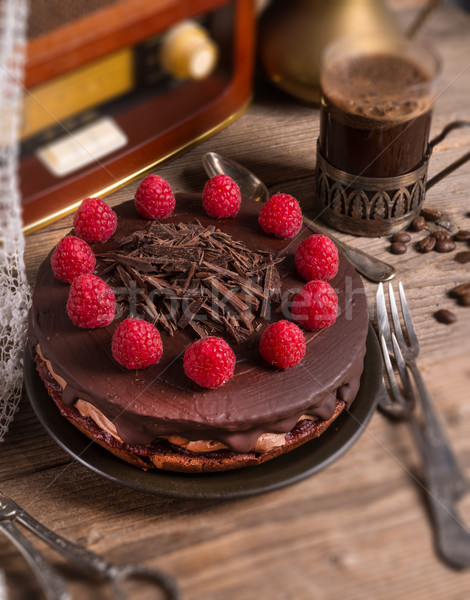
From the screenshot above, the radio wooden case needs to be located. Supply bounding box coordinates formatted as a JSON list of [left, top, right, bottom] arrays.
[[22, 0, 255, 232]]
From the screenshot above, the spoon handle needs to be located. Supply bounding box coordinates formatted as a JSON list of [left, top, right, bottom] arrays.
[[303, 216, 396, 283]]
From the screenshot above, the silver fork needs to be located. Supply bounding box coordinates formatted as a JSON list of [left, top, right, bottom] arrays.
[[376, 281, 470, 569], [0, 491, 180, 600]]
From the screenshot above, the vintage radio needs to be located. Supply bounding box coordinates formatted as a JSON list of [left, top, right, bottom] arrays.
[[21, 0, 256, 232]]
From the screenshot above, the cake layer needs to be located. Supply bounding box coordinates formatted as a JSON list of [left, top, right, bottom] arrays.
[[35, 343, 320, 455], [34, 354, 347, 473], [29, 194, 369, 453]]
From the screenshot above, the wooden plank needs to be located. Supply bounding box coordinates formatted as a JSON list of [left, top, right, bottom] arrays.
[[8, 3, 470, 599]]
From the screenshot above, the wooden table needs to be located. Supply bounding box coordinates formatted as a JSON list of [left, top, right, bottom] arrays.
[[2, 2, 470, 599]]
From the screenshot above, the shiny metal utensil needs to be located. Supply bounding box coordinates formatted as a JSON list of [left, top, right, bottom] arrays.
[[377, 282, 465, 465], [202, 152, 397, 283], [0, 491, 180, 600], [376, 282, 470, 569]]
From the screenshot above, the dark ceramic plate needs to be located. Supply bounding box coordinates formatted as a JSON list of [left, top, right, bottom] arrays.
[[24, 324, 381, 500]]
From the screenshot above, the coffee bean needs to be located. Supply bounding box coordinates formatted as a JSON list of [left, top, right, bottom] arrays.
[[390, 241, 407, 254], [450, 282, 470, 297], [434, 309, 457, 324], [421, 207, 443, 222], [432, 230, 451, 240], [411, 216, 426, 231], [435, 239, 456, 253], [459, 293, 470, 306], [391, 232, 411, 244], [454, 229, 470, 241], [418, 236, 436, 253], [436, 217, 458, 235], [455, 251, 470, 264]]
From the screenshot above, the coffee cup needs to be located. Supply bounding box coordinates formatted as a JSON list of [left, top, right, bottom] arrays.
[[315, 34, 441, 236]]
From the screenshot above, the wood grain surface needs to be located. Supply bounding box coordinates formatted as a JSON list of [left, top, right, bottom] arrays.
[[3, 2, 470, 599]]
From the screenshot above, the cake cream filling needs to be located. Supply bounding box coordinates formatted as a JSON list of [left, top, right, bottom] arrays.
[[37, 345, 317, 454]]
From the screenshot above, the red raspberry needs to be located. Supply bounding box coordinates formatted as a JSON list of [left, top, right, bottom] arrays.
[[291, 280, 338, 331], [183, 336, 235, 388], [73, 197, 117, 243], [112, 318, 163, 369], [135, 174, 175, 219], [202, 174, 241, 218], [259, 320, 306, 370], [258, 193, 303, 239], [66, 274, 116, 328], [51, 235, 96, 283], [295, 234, 339, 282]]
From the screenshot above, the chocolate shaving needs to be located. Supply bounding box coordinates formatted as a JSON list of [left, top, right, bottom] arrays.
[[97, 222, 284, 342], [177, 298, 206, 328], [260, 267, 273, 319]]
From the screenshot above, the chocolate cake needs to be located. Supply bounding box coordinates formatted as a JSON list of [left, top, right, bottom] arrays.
[[29, 193, 369, 472]]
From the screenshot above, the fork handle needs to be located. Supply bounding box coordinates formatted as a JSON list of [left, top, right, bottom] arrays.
[[426, 483, 470, 570], [409, 361, 466, 487], [408, 361, 470, 568], [0, 493, 110, 575], [0, 521, 70, 600], [409, 417, 470, 569]]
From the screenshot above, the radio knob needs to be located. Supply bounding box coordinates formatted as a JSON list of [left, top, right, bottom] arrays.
[[160, 21, 219, 80]]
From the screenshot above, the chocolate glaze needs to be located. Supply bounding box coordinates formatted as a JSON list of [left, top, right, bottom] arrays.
[[29, 194, 369, 453], [35, 358, 345, 467]]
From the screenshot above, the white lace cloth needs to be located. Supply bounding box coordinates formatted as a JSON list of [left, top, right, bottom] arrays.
[[0, 0, 30, 441], [0, 571, 6, 600]]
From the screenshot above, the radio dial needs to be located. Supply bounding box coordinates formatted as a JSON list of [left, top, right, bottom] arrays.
[[160, 21, 219, 80]]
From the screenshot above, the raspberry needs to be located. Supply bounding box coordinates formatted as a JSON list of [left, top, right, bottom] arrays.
[[51, 235, 96, 283], [295, 234, 339, 282], [259, 320, 306, 370], [73, 197, 117, 243], [112, 318, 163, 369], [135, 174, 175, 219], [258, 193, 303, 239], [183, 336, 235, 388], [291, 280, 338, 331], [66, 274, 116, 328], [202, 174, 241, 218]]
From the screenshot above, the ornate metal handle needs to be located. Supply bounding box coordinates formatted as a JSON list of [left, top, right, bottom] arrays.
[[409, 414, 470, 570], [0, 520, 70, 600], [0, 493, 180, 599]]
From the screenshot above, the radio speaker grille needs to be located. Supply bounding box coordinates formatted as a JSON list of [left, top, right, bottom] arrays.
[[28, 0, 120, 39]]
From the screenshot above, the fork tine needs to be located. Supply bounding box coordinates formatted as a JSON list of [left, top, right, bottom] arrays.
[[391, 332, 415, 409], [380, 334, 403, 404], [398, 281, 419, 350], [376, 283, 392, 352], [388, 282, 407, 351], [379, 332, 414, 418]]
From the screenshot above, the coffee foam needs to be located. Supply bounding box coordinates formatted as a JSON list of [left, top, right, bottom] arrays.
[[321, 52, 433, 127]]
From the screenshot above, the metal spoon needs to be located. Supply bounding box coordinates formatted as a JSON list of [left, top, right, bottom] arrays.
[[202, 152, 396, 283]]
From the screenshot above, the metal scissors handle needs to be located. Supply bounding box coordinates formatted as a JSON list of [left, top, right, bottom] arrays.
[[0, 492, 180, 600]]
